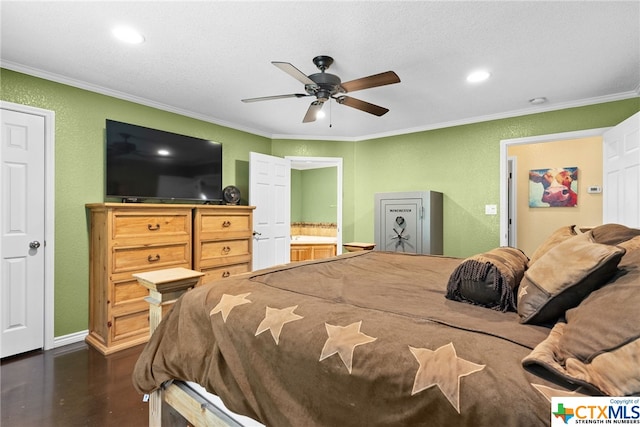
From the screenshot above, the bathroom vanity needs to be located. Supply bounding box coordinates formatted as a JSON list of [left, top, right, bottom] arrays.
[[290, 235, 337, 262]]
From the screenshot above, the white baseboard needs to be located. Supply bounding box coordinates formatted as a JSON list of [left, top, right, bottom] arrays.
[[54, 330, 88, 348]]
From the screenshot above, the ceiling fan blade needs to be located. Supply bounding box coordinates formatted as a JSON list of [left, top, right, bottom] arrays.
[[272, 62, 316, 86], [302, 101, 324, 123], [335, 96, 389, 116], [340, 71, 400, 93], [241, 93, 309, 103]]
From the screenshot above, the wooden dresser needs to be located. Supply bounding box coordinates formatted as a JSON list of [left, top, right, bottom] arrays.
[[193, 206, 254, 283], [85, 203, 254, 355]]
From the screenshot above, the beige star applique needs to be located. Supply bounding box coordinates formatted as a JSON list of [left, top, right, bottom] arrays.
[[255, 305, 303, 344], [209, 292, 251, 322], [410, 342, 485, 413], [319, 321, 377, 374], [518, 284, 528, 299], [531, 383, 589, 402]]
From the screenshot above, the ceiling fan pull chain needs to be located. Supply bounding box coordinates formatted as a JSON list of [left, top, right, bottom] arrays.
[[329, 99, 333, 128]]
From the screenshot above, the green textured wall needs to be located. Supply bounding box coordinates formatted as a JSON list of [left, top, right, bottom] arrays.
[[1, 69, 271, 337], [300, 167, 337, 223], [291, 169, 302, 222], [275, 99, 639, 258], [352, 102, 639, 257], [1, 67, 638, 338], [290, 167, 338, 223]]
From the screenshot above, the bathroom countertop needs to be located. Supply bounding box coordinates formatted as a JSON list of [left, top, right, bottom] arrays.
[[290, 235, 337, 245]]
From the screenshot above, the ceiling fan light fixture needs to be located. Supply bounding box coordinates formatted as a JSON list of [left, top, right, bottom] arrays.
[[244, 56, 400, 123], [466, 70, 491, 83], [112, 26, 145, 44]]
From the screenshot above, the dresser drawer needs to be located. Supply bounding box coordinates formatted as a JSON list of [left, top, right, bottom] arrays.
[[111, 309, 149, 342], [112, 211, 191, 243], [198, 239, 251, 267], [200, 263, 251, 284], [198, 213, 252, 240], [112, 243, 191, 273], [111, 277, 148, 307]]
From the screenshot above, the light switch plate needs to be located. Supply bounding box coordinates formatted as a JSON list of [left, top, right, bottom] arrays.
[[485, 204, 497, 215]]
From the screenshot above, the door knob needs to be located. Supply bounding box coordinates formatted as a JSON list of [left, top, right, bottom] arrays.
[[29, 241, 41, 249]]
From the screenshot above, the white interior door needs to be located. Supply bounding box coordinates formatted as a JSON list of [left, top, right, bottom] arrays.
[[249, 152, 291, 270], [1, 108, 46, 357], [603, 112, 640, 227]]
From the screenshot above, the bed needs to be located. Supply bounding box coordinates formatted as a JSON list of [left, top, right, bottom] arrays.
[[132, 223, 640, 426]]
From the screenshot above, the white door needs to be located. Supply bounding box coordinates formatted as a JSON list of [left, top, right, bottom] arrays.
[[249, 152, 291, 270], [603, 112, 640, 227], [1, 108, 46, 357]]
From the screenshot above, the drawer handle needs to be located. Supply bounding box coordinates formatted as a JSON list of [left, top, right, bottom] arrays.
[[222, 271, 231, 278], [147, 254, 161, 262], [222, 220, 231, 227], [148, 223, 160, 231], [222, 246, 231, 254]]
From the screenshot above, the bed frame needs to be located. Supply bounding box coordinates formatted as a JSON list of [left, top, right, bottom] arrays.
[[134, 268, 244, 427]]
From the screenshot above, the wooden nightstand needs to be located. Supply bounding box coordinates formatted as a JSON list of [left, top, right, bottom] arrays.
[[343, 242, 376, 252]]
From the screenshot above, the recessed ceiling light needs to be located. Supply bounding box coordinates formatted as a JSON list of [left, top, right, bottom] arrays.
[[112, 26, 145, 44], [466, 70, 491, 83], [529, 97, 547, 105], [157, 149, 170, 156]]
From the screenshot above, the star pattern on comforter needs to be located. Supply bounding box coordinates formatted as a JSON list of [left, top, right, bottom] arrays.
[[209, 293, 489, 413], [531, 383, 589, 401], [209, 292, 252, 322], [410, 343, 485, 413], [255, 305, 303, 344], [319, 321, 377, 374]]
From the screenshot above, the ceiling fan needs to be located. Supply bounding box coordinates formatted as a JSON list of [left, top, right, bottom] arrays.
[[241, 55, 400, 123]]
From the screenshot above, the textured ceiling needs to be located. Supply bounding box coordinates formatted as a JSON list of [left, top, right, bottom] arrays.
[[1, 1, 639, 141]]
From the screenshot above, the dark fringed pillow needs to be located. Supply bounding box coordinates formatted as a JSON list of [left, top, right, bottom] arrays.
[[446, 247, 529, 312]]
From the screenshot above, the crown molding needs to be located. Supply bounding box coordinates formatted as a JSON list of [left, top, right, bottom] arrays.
[[1, 61, 274, 139], [3, 60, 638, 143]]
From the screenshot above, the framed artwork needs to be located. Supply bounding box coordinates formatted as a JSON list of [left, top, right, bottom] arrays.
[[529, 167, 578, 208]]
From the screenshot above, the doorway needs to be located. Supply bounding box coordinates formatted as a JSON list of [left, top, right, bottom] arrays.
[[500, 127, 610, 251], [0, 101, 55, 356], [286, 156, 343, 254]]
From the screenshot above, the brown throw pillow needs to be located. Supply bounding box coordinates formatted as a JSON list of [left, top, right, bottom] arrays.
[[528, 225, 578, 266], [590, 223, 640, 245], [517, 231, 626, 325], [522, 237, 640, 395]]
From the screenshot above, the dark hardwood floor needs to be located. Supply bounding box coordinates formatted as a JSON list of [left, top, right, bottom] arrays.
[[1, 341, 149, 426]]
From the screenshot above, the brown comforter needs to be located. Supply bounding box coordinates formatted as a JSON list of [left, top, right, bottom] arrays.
[[132, 251, 571, 426]]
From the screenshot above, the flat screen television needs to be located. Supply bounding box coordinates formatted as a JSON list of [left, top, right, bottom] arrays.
[[106, 119, 223, 202]]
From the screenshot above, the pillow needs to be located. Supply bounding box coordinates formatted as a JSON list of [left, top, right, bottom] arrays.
[[522, 242, 640, 395], [618, 234, 640, 254], [446, 247, 528, 312], [517, 231, 626, 325], [590, 223, 640, 246], [528, 225, 578, 266]]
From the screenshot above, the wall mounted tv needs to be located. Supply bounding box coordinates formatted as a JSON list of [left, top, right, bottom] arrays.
[[106, 119, 223, 203]]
